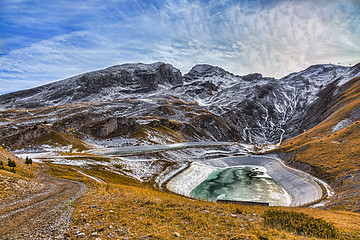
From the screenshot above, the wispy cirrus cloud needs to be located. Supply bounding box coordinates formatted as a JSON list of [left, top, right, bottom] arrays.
[[0, 0, 359, 94]]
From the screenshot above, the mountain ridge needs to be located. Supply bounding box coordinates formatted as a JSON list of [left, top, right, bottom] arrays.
[[1, 61, 359, 145], [1, 62, 358, 108]]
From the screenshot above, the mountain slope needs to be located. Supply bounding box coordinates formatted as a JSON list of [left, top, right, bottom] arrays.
[[1, 62, 359, 146], [278, 76, 360, 212], [0, 62, 182, 109]]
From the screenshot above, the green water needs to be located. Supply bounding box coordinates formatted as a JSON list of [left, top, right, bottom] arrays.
[[190, 167, 285, 203]]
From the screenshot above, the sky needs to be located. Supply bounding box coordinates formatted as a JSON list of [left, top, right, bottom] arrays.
[[1, 0, 360, 94]]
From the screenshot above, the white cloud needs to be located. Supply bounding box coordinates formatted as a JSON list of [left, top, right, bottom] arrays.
[[1, 0, 360, 93]]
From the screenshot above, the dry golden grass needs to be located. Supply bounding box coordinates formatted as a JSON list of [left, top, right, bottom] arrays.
[[2, 145, 360, 239], [28, 127, 91, 151], [0, 147, 42, 203], [44, 164, 360, 239], [72, 184, 268, 239], [131, 125, 188, 144], [0, 146, 36, 178]]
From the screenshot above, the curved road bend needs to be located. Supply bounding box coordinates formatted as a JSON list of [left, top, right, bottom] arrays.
[[0, 165, 87, 239]]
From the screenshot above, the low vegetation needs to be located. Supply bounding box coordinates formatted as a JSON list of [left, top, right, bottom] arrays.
[[0, 148, 44, 208], [263, 209, 338, 238], [0, 146, 36, 178], [0, 158, 17, 173], [0, 160, 4, 170], [25, 156, 33, 164], [7, 158, 16, 168]]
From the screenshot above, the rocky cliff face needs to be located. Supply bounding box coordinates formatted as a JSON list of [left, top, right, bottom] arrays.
[[88, 117, 141, 138]]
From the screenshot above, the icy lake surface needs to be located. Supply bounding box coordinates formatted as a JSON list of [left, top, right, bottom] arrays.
[[167, 156, 324, 206], [190, 166, 288, 204]]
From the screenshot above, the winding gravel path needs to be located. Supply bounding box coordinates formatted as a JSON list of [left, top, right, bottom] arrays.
[[0, 165, 87, 240]]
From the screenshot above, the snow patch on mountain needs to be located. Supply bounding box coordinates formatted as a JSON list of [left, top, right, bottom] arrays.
[[332, 119, 352, 133], [1, 61, 359, 144], [337, 63, 360, 86]]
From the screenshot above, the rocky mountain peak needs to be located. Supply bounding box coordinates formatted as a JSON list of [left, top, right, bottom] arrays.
[[103, 62, 182, 85], [241, 73, 263, 81], [349, 62, 360, 74], [0, 62, 183, 109], [74, 62, 182, 91], [184, 64, 234, 80]]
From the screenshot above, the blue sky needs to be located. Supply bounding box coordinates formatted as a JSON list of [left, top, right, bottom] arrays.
[[1, 0, 360, 94]]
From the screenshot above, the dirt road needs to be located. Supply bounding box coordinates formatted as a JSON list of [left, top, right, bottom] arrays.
[[0, 165, 87, 240]]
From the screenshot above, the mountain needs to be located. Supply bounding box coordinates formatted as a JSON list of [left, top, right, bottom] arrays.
[[0, 62, 182, 109], [1, 62, 359, 146]]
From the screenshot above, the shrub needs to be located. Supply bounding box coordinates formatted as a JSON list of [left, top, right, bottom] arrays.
[[8, 167, 16, 173], [7, 158, 16, 168], [263, 209, 338, 238], [25, 156, 33, 164], [0, 161, 5, 170]]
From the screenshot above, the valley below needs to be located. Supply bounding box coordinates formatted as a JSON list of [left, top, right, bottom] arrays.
[[14, 142, 328, 207]]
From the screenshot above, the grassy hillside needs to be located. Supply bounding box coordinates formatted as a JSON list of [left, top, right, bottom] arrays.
[[0, 146, 36, 178], [0, 146, 42, 205], [48, 164, 360, 239], [278, 77, 360, 212]]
